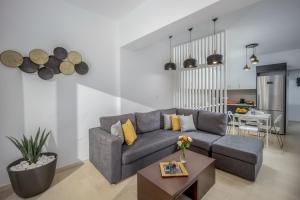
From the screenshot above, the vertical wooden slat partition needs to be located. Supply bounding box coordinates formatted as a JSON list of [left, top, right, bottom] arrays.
[[173, 31, 227, 113]]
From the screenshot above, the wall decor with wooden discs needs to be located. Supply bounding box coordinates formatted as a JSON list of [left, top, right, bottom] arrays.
[[0, 47, 89, 80]]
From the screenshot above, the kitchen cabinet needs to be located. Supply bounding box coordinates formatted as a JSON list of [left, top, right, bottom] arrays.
[[227, 62, 257, 90]]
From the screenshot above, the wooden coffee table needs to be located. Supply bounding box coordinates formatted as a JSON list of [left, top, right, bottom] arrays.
[[137, 150, 215, 200]]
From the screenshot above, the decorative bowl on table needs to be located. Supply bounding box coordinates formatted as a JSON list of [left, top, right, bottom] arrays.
[[235, 107, 248, 114]]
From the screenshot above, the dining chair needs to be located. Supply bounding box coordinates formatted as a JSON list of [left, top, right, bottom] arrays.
[[272, 114, 284, 149], [227, 111, 235, 134], [245, 109, 265, 126], [238, 115, 261, 139]]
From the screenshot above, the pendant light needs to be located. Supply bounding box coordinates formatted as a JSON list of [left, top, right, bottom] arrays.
[[207, 18, 223, 65], [246, 43, 259, 65], [243, 46, 251, 71], [164, 35, 176, 70], [183, 28, 197, 68]]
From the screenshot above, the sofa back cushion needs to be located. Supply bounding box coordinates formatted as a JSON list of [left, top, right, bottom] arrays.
[[197, 110, 227, 136], [176, 108, 198, 126], [100, 113, 136, 133], [159, 108, 176, 129], [135, 110, 161, 133]]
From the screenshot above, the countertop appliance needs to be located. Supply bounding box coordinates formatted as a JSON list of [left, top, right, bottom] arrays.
[[256, 63, 286, 134]]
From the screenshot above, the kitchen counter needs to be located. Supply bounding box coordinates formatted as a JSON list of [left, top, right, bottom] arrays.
[[227, 104, 256, 107], [227, 104, 256, 114]]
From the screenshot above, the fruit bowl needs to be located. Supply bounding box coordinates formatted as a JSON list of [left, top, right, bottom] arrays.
[[235, 108, 248, 114]]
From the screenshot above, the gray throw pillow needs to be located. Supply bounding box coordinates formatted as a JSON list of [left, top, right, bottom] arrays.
[[179, 115, 196, 132], [163, 114, 175, 130], [110, 121, 124, 143]]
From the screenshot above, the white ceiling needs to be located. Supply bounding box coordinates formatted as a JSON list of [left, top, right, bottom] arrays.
[[63, 0, 147, 20], [125, 0, 300, 56]]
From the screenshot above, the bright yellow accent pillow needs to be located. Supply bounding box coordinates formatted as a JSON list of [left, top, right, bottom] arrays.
[[122, 119, 137, 145], [171, 115, 181, 131]]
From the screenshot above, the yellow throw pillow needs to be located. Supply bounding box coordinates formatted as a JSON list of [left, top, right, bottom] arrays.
[[171, 115, 181, 131], [122, 119, 137, 145]]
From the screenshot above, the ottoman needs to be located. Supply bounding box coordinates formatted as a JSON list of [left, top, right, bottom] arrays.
[[212, 135, 263, 181]]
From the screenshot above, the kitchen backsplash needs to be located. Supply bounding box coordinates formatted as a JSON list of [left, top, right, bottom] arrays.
[[227, 89, 256, 104]]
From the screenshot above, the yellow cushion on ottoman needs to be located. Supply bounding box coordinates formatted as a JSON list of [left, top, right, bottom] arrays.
[[171, 115, 181, 131], [122, 119, 137, 145]]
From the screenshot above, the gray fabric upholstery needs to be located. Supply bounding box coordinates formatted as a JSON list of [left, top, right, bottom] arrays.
[[91, 109, 264, 184], [179, 115, 196, 131], [122, 130, 179, 164], [197, 110, 227, 136], [159, 108, 176, 128], [176, 108, 198, 125], [212, 151, 263, 181], [186, 131, 221, 151], [122, 145, 177, 179], [135, 110, 161, 133], [189, 145, 210, 156], [100, 113, 136, 133], [212, 135, 264, 164], [89, 127, 122, 184]]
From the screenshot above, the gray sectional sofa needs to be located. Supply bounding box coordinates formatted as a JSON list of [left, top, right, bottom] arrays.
[[89, 108, 263, 184]]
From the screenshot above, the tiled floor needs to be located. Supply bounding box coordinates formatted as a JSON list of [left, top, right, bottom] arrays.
[[1, 122, 300, 200]]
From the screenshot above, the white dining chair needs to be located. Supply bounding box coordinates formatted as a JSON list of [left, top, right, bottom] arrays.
[[272, 114, 284, 149], [227, 111, 235, 135], [238, 115, 261, 139]]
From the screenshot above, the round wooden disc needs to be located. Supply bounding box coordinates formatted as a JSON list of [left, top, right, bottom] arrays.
[[59, 61, 74, 75], [53, 47, 67, 60], [44, 55, 62, 74], [38, 67, 54, 80], [0, 50, 23, 67], [67, 51, 82, 64], [19, 57, 39, 73], [75, 61, 89, 75], [29, 49, 49, 65]]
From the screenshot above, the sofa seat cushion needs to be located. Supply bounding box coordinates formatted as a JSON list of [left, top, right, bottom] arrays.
[[212, 135, 264, 164], [100, 113, 136, 133], [122, 130, 180, 164], [186, 131, 221, 151], [135, 110, 161, 133]]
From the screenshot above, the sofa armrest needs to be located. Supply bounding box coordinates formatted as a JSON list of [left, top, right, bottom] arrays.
[[89, 127, 122, 184]]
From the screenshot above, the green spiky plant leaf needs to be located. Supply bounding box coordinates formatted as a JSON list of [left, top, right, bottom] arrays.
[[7, 128, 51, 164]]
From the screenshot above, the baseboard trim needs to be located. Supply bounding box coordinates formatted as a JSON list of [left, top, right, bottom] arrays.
[[0, 160, 85, 194]]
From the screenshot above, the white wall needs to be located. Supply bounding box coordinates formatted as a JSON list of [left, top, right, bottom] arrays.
[[287, 69, 300, 122], [120, 41, 174, 113], [0, 0, 120, 187]]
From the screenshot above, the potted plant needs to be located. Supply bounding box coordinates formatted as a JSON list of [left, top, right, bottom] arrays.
[[6, 128, 57, 198], [177, 135, 192, 163]]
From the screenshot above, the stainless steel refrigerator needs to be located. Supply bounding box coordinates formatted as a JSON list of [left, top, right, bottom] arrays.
[[256, 64, 286, 134]]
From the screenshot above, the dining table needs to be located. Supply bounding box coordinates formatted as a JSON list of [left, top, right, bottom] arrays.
[[231, 112, 272, 147]]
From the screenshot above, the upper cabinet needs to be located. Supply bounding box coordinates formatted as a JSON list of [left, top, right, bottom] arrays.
[[227, 60, 257, 90]]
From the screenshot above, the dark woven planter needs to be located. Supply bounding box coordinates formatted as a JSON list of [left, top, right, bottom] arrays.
[[7, 152, 57, 198]]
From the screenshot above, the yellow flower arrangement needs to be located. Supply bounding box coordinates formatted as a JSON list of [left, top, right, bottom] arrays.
[[177, 135, 192, 163]]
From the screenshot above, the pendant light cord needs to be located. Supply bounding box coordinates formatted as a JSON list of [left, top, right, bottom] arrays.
[[188, 28, 193, 57], [213, 18, 218, 54], [169, 35, 172, 62], [246, 47, 248, 64]]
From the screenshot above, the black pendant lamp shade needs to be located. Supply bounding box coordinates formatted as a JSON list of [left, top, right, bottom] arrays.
[[243, 46, 251, 71], [164, 35, 176, 70], [207, 18, 223, 65], [183, 28, 197, 68], [246, 43, 259, 65]]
